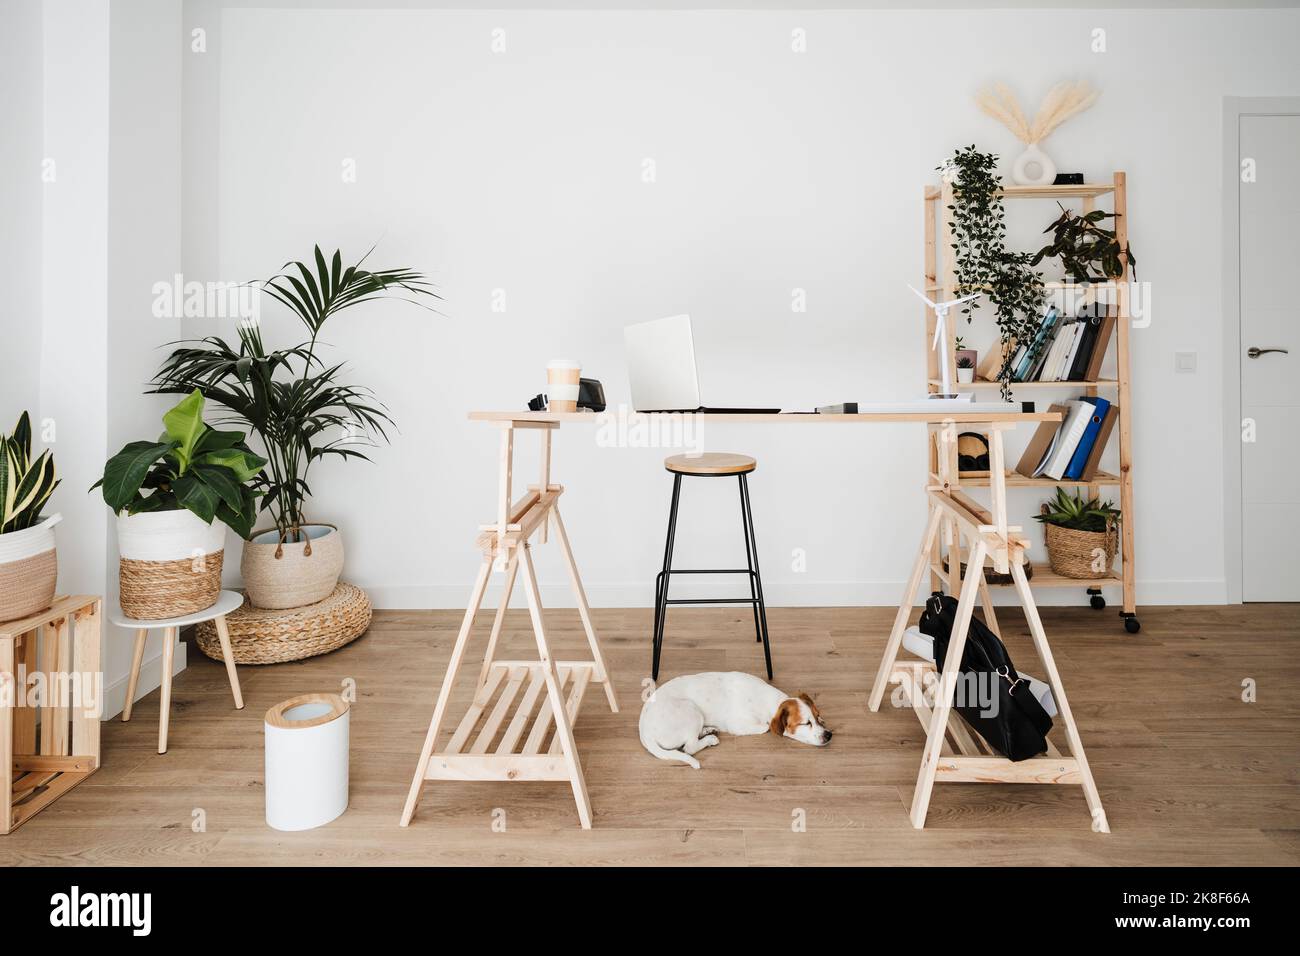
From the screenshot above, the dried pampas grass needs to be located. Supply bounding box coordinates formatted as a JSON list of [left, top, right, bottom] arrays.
[[975, 81, 1099, 145]]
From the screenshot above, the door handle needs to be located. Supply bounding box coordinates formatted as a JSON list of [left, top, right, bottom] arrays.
[[1247, 347, 1289, 358]]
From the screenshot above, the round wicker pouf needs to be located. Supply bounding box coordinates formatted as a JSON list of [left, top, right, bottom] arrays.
[[195, 582, 372, 665]]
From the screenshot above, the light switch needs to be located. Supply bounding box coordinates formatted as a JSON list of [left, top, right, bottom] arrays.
[[1175, 351, 1197, 373]]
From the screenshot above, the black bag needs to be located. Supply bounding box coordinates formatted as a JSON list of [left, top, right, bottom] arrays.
[[918, 593, 1053, 761]]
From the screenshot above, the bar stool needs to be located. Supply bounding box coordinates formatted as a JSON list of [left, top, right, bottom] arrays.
[[653, 452, 772, 680]]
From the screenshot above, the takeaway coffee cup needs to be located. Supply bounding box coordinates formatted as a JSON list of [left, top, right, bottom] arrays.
[[547, 359, 581, 412]]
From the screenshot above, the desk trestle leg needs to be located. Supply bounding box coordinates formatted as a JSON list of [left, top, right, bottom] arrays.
[[871, 423, 1108, 832], [401, 422, 617, 830]]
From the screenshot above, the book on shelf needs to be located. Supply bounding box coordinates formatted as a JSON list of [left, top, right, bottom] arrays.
[[1015, 398, 1118, 482], [1012, 306, 1060, 381], [1063, 396, 1111, 479], [1070, 401, 1119, 481], [1078, 308, 1117, 382], [1006, 302, 1117, 384]]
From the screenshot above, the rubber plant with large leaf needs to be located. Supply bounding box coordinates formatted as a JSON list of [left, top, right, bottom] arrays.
[[95, 389, 266, 619], [150, 246, 437, 609], [0, 412, 62, 623]]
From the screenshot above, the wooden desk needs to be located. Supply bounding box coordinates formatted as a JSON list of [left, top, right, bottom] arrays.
[[469, 410, 1060, 424], [403, 408, 1106, 832]]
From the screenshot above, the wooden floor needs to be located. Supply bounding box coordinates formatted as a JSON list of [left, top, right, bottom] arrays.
[[3, 602, 1298, 866]]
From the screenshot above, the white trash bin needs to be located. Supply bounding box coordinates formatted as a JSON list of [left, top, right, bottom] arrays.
[[264, 693, 350, 831]]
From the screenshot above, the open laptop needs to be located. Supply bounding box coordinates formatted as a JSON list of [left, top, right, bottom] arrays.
[[624, 315, 780, 414]]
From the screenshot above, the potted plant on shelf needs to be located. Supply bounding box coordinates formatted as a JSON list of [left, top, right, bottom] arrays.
[[939, 145, 1046, 400], [956, 355, 976, 384], [1031, 203, 1137, 284], [94, 390, 266, 620], [151, 246, 437, 609], [0, 412, 61, 623], [954, 336, 978, 373], [1034, 486, 1121, 580]]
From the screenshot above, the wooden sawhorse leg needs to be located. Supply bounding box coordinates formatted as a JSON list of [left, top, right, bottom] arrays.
[[517, 543, 591, 828], [401, 556, 494, 827], [872, 422, 1107, 832], [401, 419, 617, 830]]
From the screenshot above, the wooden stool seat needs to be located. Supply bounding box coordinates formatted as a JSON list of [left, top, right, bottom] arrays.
[[664, 452, 756, 476]]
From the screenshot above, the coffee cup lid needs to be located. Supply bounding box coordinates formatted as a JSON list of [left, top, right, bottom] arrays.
[[547, 358, 581, 369]]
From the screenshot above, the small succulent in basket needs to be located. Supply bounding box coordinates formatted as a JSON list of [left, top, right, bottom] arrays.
[[1034, 487, 1120, 532]]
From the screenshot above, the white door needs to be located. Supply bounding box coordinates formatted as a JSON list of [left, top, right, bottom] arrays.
[[1240, 113, 1300, 601]]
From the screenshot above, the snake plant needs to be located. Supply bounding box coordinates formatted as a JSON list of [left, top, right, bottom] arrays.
[[0, 412, 59, 534]]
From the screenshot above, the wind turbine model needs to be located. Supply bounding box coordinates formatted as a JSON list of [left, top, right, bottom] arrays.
[[908, 285, 983, 398]]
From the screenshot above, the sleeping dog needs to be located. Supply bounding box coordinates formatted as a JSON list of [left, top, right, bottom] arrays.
[[639, 671, 831, 768]]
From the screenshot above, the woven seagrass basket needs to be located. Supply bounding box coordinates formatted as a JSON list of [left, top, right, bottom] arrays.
[[195, 582, 371, 665], [0, 514, 61, 623], [1043, 520, 1117, 579], [119, 551, 223, 620], [0, 548, 58, 623]]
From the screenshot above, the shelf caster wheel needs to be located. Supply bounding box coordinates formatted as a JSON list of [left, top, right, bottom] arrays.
[[1087, 589, 1105, 610], [1122, 613, 1141, 634]]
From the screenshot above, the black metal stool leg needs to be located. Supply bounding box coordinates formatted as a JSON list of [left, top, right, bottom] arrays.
[[738, 476, 762, 643], [652, 474, 683, 680], [740, 473, 773, 680]]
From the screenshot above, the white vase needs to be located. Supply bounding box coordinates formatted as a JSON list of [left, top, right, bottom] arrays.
[[1011, 143, 1057, 186]]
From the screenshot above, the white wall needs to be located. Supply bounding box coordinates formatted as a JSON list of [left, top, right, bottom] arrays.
[[0, 1, 45, 422], [105, 0, 186, 714], [40, 0, 110, 624], [190, 7, 1299, 609], [0, 0, 185, 717]]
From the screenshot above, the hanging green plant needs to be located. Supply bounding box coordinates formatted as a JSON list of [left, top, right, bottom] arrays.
[[1031, 203, 1137, 284], [939, 145, 1046, 400]]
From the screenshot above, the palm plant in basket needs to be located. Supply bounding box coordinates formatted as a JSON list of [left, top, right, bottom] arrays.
[[1034, 487, 1121, 579], [150, 245, 438, 609]]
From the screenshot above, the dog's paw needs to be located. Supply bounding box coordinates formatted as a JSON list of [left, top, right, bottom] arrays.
[[700, 734, 720, 748], [685, 756, 701, 769]]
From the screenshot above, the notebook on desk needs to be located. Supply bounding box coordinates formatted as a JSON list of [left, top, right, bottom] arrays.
[[624, 315, 781, 413]]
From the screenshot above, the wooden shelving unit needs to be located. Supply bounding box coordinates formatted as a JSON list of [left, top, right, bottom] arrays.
[[924, 172, 1139, 632]]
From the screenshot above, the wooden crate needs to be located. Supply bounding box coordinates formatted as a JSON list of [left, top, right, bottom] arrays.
[[1, 595, 102, 834]]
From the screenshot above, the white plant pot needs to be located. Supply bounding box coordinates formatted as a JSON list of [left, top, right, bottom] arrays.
[[1011, 143, 1057, 187], [242, 523, 344, 610], [117, 509, 224, 561], [957, 367, 975, 384], [116, 509, 225, 620], [0, 513, 61, 623]]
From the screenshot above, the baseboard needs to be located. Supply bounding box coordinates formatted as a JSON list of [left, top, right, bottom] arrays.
[[360, 578, 1230, 610], [100, 643, 188, 721]]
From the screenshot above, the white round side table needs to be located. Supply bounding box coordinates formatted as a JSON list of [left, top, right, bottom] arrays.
[[110, 590, 246, 753]]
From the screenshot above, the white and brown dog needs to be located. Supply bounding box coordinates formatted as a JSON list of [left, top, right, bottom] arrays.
[[639, 671, 831, 768]]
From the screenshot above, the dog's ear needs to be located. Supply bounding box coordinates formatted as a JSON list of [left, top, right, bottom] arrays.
[[798, 692, 820, 717], [769, 699, 796, 736]]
